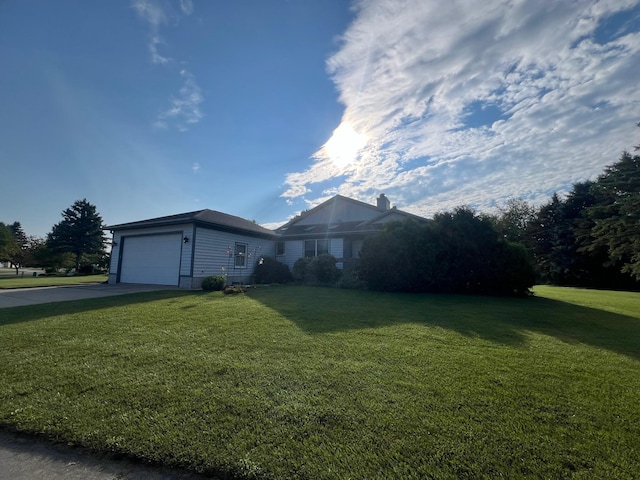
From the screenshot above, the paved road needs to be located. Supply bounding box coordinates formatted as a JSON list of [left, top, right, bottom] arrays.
[[0, 431, 211, 480], [0, 283, 179, 308]]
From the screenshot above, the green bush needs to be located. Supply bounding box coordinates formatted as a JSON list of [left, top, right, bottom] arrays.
[[253, 257, 292, 284], [293, 254, 341, 285], [223, 285, 246, 295], [292, 257, 312, 283], [359, 211, 536, 296], [201, 275, 225, 291], [77, 264, 96, 274], [336, 261, 365, 289], [309, 254, 341, 284]]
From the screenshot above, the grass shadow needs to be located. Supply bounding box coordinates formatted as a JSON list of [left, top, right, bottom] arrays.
[[248, 286, 640, 360], [0, 290, 196, 327]]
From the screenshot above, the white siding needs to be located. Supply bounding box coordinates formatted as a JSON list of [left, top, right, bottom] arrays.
[[279, 240, 304, 270], [330, 238, 344, 269], [329, 238, 343, 259], [193, 227, 275, 286]]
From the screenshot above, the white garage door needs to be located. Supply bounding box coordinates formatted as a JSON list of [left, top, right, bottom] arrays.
[[120, 234, 182, 286]]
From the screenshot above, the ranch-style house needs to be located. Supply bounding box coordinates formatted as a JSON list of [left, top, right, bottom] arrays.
[[105, 194, 426, 288]]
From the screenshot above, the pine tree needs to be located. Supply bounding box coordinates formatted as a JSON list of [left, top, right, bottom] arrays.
[[47, 199, 106, 271], [584, 152, 640, 280]]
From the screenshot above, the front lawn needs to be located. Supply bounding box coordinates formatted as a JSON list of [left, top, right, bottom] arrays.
[[0, 274, 108, 289], [0, 286, 638, 479]]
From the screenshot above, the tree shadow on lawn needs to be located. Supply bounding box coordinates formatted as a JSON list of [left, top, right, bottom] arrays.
[[249, 287, 640, 360], [0, 290, 194, 327]]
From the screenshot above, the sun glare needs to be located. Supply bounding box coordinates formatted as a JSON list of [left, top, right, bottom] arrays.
[[324, 123, 367, 168]]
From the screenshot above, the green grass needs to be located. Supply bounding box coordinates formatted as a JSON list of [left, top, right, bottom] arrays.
[[534, 284, 640, 318], [0, 274, 108, 289], [0, 286, 638, 479]]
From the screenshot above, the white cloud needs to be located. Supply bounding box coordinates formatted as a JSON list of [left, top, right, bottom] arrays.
[[155, 69, 203, 131], [132, 0, 203, 131], [192, 161, 200, 173], [180, 0, 193, 16], [132, 0, 171, 64], [149, 35, 170, 65], [283, 0, 640, 216]]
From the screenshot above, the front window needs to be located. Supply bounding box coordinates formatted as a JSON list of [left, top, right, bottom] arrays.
[[304, 240, 315, 257], [235, 243, 247, 268], [276, 241, 285, 256], [317, 239, 329, 255], [304, 239, 330, 257]]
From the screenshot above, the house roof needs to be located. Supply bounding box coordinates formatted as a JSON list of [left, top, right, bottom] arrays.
[[105, 209, 277, 238], [104, 195, 426, 240], [358, 207, 429, 226], [276, 194, 427, 238], [276, 195, 383, 231]]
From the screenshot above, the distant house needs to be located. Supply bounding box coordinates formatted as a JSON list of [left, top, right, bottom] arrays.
[[105, 194, 426, 288], [274, 194, 427, 271]]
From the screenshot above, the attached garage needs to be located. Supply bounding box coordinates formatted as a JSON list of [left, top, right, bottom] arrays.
[[106, 209, 277, 289], [119, 234, 182, 286]]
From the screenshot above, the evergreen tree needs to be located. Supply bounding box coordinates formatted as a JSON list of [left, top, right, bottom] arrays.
[[47, 199, 106, 271], [7, 222, 29, 274], [584, 152, 640, 280], [0, 222, 18, 267]]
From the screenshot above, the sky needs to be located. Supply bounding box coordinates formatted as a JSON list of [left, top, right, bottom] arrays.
[[1, 0, 639, 237]]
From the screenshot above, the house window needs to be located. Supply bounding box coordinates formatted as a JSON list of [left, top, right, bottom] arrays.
[[352, 240, 363, 259], [317, 239, 329, 255], [235, 243, 247, 268], [304, 240, 315, 257], [304, 239, 330, 257], [276, 241, 285, 256]]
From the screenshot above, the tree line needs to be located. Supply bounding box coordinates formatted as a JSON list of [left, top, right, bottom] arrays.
[[357, 139, 640, 294], [4, 137, 638, 291], [494, 149, 640, 290], [0, 199, 107, 274]]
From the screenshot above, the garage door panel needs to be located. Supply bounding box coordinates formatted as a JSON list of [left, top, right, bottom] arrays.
[[120, 234, 182, 286]]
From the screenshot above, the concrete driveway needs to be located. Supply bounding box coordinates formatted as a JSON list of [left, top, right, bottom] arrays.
[[0, 283, 179, 309], [0, 431, 209, 480]]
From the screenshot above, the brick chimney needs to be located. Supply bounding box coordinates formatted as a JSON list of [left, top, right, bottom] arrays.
[[376, 193, 390, 211]]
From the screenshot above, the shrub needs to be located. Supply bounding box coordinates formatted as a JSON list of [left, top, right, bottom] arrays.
[[293, 254, 341, 285], [223, 285, 246, 295], [292, 257, 312, 283], [336, 261, 365, 289], [253, 257, 292, 284], [493, 241, 537, 296], [77, 264, 96, 275], [309, 254, 341, 284], [359, 213, 536, 296], [201, 275, 225, 291]]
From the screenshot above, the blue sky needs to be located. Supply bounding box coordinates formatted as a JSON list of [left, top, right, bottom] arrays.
[[1, 0, 639, 237]]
